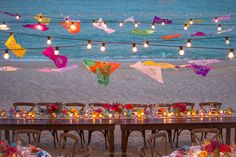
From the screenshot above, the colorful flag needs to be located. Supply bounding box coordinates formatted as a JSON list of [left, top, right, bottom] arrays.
[[130, 28, 154, 36], [59, 21, 80, 34], [34, 13, 51, 25], [143, 61, 176, 69], [23, 23, 49, 31], [93, 18, 115, 34], [160, 34, 181, 40]]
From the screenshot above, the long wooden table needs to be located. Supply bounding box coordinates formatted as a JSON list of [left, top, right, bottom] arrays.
[[120, 116, 236, 157], [0, 118, 116, 157]]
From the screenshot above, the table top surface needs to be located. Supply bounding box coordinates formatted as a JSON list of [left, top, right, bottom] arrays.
[[0, 116, 236, 125]]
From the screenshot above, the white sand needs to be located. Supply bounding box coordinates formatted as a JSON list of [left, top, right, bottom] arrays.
[[0, 60, 236, 156]]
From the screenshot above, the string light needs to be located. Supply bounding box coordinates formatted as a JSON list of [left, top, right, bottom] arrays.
[[92, 20, 96, 26], [184, 23, 188, 30], [1, 22, 7, 28], [3, 50, 10, 60], [161, 21, 165, 26], [39, 16, 42, 22], [217, 24, 222, 31], [134, 21, 138, 28], [36, 23, 42, 30], [54, 47, 59, 55], [225, 37, 230, 45], [65, 17, 69, 23], [70, 22, 76, 30], [87, 40, 92, 49], [151, 23, 155, 29], [179, 46, 185, 55], [186, 39, 192, 47], [228, 49, 234, 59], [100, 43, 106, 52], [132, 43, 137, 53], [189, 18, 193, 25], [119, 21, 124, 27], [16, 14, 20, 20], [144, 41, 149, 48], [47, 36, 52, 45], [214, 17, 219, 23]]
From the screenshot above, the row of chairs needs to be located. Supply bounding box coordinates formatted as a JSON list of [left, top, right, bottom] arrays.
[[12, 101, 223, 150]]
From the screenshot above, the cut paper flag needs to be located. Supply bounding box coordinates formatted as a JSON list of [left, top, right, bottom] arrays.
[[0, 23, 10, 30], [38, 64, 78, 73], [42, 46, 67, 68], [160, 34, 181, 40], [188, 59, 221, 65], [23, 23, 49, 31], [143, 61, 176, 69], [5, 34, 27, 58], [184, 19, 204, 28], [190, 64, 211, 77], [84, 59, 120, 86], [191, 32, 207, 37], [130, 62, 163, 83], [0, 66, 21, 72], [152, 16, 172, 24], [34, 13, 51, 26], [59, 21, 80, 34], [212, 14, 231, 23], [216, 26, 235, 34], [124, 16, 135, 23], [93, 18, 115, 34], [130, 28, 154, 36]]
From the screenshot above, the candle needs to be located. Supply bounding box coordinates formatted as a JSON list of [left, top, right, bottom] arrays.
[[187, 112, 191, 117], [220, 110, 224, 115], [99, 113, 103, 119], [208, 112, 212, 116], [108, 114, 112, 118], [15, 113, 20, 118], [92, 114, 96, 119], [200, 112, 204, 117], [141, 112, 144, 116], [168, 113, 172, 117], [123, 112, 127, 117], [69, 113, 73, 118], [134, 112, 137, 116], [22, 113, 26, 118], [84, 110, 89, 118]]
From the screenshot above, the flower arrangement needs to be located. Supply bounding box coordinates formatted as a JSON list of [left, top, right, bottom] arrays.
[[111, 103, 124, 114], [172, 103, 187, 113], [201, 141, 231, 157], [102, 103, 111, 110], [46, 103, 62, 114], [0, 141, 17, 157], [125, 104, 134, 110]]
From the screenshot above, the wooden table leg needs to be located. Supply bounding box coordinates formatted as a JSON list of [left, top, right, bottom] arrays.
[[109, 129, 114, 157], [5, 130, 10, 143], [121, 129, 127, 157], [226, 128, 231, 145]]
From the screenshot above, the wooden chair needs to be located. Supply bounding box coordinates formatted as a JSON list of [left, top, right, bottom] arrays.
[[63, 103, 86, 147], [172, 102, 195, 147], [12, 102, 37, 143], [199, 102, 223, 140], [37, 102, 62, 148], [191, 128, 221, 145], [138, 131, 168, 157], [87, 103, 109, 150], [125, 104, 149, 148], [149, 104, 173, 148], [59, 133, 91, 157], [15, 129, 40, 147]]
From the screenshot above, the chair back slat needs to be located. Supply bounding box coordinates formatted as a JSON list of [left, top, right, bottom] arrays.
[[199, 102, 222, 112], [191, 128, 221, 145], [59, 133, 79, 157]]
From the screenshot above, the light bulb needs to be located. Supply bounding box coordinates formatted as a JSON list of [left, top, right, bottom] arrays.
[[1, 22, 7, 28], [184, 23, 188, 30], [134, 21, 138, 28], [189, 18, 193, 25], [218, 24, 222, 31], [47, 36, 52, 45], [228, 49, 234, 59], [36, 24, 42, 30], [151, 24, 155, 29], [87, 40, 92, 49], [161, 21, 165, 26], [225, 37, 230, 45], [16, 14, 20, 20], [70, 22, 76, 30], [92, 20, 96, 26], [54, 47, 59, 55], [3, 50, 9, 60], [186, 39, 192, 48], [132, 43, 137, 53], [214, 17, 218, 23], [39, 16, 42, 22], [119, 21, 124, 27], [144, 41, 149, 48], [179, 47, 185, 55], [65, 18, 69, 23], [100, 43, 106, 52]]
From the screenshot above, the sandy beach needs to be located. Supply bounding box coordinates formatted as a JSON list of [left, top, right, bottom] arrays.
[[0, 60, 236, 156]]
